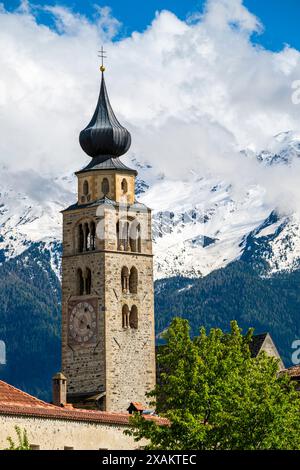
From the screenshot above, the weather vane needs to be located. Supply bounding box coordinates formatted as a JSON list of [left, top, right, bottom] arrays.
[[98, 46, 107, 72]]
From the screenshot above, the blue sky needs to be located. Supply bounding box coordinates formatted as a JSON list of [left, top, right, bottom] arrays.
[[3, 0, 300, 51]]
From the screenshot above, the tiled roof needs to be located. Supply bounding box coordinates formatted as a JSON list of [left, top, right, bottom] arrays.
[[0, 380, 55, 409], [0, 381, 168, 426], [62, 196, 148, 213], [76, 157, 137, 175], [130, 402, 145, 411]]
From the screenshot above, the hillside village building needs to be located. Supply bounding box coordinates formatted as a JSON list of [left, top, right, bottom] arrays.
[[0, 378, 168, 450]]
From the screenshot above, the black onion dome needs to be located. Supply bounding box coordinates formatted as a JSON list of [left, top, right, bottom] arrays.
[[79, 72, 131, 161]]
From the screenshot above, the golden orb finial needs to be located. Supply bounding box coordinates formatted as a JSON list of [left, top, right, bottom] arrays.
[[98, 46, 107, 73]]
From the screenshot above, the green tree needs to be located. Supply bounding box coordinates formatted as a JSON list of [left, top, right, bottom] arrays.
[[127, 318, 300, 450], [5, 426, 30, 450]]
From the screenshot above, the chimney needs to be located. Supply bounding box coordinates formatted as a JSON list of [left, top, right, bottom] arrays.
[[52, 372, 67, 407]]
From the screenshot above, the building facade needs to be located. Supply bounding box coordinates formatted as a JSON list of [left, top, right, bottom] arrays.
[[0, 379, 168, 450], [61, 67, 156, 412]]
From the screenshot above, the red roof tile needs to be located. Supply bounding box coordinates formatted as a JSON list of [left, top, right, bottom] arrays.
[[0, 381, 168, 426], [130, 402, 145, 411], [0, 380, 55, 409]]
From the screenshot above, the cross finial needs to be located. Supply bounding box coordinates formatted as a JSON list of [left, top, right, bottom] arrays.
[[98, 45, 107, 73]]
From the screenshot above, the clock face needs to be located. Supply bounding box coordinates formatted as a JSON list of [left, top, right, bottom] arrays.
[[68, 301, 97, 345]]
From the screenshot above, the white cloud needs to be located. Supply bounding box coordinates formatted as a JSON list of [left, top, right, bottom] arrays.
[[0, 0, 300, 213]]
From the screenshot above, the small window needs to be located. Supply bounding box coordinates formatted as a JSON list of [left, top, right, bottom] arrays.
[[122, 305, 129, 328], [117, 220, 129, 251], [129, 267, 138, 294], [64, 446, 74, 450], [129, 220, 140, 252], [101, 178, 109, 196], [83, 180, 89, 196], [121, 178, 128, 193], [90, 222, 96, 251], [121, 266, 129, 293], [129, 306, 138, 329], [84, 223, 90, 251], [78, 224, 84, 253], [77, 268, 84, 296], [86, 268, 92, 295]]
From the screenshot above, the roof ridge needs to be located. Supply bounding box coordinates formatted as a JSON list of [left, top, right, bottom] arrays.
[[0, 403, 169, 426]]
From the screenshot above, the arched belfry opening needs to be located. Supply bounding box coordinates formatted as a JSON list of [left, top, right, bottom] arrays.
[[121, 266, 129, 293], [84, 222, 90, 251], [86, 268, 92, 295], [83, 180, 89, 196], [76, 267, 92, 296], [129, 267, 138, 294], [128, 221, 141, 253], [77, 220, 96, 253], [129, 305, 138, 329], [90, 221, 96, 251], [121, 178, 128, 193], [78, 224, 84, 253], [102, 178, 109, 196], [117, 220, 129, 251], [122, 305, 129, 328], [77, 268, 84, 296]]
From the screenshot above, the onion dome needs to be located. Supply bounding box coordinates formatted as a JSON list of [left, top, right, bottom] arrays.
[[79, 71, 131, 162]]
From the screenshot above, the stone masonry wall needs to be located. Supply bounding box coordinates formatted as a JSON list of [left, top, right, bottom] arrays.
[[105, 251, 156, 412], [62, 168, 156, 412], [0, 414, 138, 450], [61, 251, 106, 396]]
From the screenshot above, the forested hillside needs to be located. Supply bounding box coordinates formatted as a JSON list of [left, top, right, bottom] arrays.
[[0, 243, 61, 400], [155, 261, 300, 366]]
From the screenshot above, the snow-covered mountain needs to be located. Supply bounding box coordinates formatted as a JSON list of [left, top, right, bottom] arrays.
[[1, 131, 300, 280]]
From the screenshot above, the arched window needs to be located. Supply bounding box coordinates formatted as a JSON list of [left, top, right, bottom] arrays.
[[129, 305, 138, 329], [116, 221, 120, 250], [137, 225, 141, 253], [121, 178, 128, 193], [117, 220, 129, 251], [129, 267, 138, 294], [84, 222, 90, 251], [85, 268, 92, 295], [77, 221, 96, 253], [77, 268, 84, 296], [78, 224, 84, 253], [90, 221, 96, 251], [83, 180, 89, 196], [122, 305, 129, 329], [121, 266, 129, 293], [101, 178, 109, 196], [129, 219, 140, 252]]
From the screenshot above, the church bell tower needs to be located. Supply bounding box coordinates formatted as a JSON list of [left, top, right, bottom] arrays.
[[61, 60, 156, 412]]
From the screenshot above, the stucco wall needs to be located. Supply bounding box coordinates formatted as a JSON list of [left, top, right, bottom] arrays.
[[0, 414, 138, 450]]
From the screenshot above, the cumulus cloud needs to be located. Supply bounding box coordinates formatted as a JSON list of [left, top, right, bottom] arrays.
[[0, 0, 300, 212]]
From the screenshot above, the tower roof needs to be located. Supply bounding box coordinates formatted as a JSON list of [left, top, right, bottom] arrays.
[[76, 156, 137, 175], [79, 71, 131, 162]]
